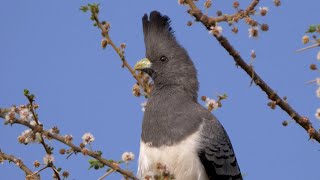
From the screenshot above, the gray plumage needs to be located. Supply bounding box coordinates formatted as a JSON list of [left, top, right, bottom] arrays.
[[137, 11, 242, 180]]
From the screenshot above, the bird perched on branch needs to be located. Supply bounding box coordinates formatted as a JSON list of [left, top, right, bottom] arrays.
[[134, 11, 242, 180]]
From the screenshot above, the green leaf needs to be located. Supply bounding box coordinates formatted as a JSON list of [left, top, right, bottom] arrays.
[[23, 89, 30, 96], [306, 25, 317, 33], [79, 6, 89, 13], [96, 150, 103, 156], [88, 3, 100, 14], [222, 93, 228, 98], [88, 159, 105, 170]]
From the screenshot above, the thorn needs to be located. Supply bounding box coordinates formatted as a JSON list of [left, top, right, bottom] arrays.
[[305, 79, 316, 85], [296, 43, 320, 52]]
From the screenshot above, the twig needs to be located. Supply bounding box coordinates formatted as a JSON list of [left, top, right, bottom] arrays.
[[0, 111, 139, 180], [305, 79, 317, 85], [296, 43, 320, 52], [184, 0, 320, 143], [25, 94, 61, 180], [0, 150, 40, 180], [91, 12, 151, 97], [28, 166, 49, 179], [98, 169, 116, 180]]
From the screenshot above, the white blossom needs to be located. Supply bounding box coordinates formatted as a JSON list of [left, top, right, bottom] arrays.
[[316, 87, 320, 98], [18, 108, 33, 121], [315, 108, 320, 120], [30, 120, 41, 125], [316, 78, 320, 86], [5, 110, 15, 122], [209, 26, 223, 36], [82, 133, 95, 145], [64, 134, 73, 143], [205, 98, 219, 111], [251, 50, 256, 59], [43, 154, 55, 165], [30, 121, 37, 126], [317, 51, 320, 61], [35, 133, 42, 142], [18, 129, 35, 144], [178, 0, 185, 5], [121, 152, 135, 162]]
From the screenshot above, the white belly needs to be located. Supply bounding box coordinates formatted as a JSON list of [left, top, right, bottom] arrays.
[[137, 131, 208, 180]]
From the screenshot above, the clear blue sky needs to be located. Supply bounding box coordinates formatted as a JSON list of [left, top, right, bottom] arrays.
[[1, 0, 320, 179]]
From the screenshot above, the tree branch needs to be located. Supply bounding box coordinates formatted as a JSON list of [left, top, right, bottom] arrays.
[[0, 109, 139, 180], [0, 150, 40, 180], [91, 10, 151, 97], [184, 0, 320, 143], [24, 91, 61, 180]]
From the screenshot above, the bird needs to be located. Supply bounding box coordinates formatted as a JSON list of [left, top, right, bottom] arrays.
[[134, 11, 242, 180]]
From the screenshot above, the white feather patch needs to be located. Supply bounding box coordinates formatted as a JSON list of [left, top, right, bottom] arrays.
[[138, 131, 208, 180]]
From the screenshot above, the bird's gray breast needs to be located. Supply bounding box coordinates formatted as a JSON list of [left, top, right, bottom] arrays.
[[141, 94, 203, 147]]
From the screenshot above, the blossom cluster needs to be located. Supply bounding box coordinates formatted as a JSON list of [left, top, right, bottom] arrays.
[[4, 105, 34, 123], [18, 129, 42, 144], [180, 0, 279, 39], [3, 105, 45, 144]]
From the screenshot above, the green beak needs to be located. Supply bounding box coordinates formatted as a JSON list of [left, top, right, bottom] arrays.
[[134, 58, 151, 70]]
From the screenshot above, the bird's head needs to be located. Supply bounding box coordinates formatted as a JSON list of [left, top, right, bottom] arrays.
[[134, 11, 199, 100]]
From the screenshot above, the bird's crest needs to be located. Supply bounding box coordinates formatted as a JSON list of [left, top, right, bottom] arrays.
[[142, 11, 175, 44]]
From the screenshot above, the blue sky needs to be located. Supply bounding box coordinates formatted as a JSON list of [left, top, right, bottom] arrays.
[[1, 0, 320, 179]]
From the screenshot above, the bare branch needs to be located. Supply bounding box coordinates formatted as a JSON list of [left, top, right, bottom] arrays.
[[0, 150, 40, 180]]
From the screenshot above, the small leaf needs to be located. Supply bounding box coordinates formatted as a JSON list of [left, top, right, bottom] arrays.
[[79, 6, 89, 13], [96, 151, 103, 156], [306, 25, 317, 33], [88, 159, 104, 170], [24, 89, 30, 96]]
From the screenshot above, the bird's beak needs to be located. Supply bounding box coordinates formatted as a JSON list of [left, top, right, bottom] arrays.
[[134, 58, 151, 70]]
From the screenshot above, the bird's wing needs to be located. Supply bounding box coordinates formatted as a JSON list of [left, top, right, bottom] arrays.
[[198, 116, 242, 180]]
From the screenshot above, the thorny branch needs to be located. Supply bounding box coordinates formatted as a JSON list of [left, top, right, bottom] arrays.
[[0, 150, 40, 180], [0, 108, 139, 180], [24, 91, 62, 180], [88, 6, 151, 97], [184, 0, 320, 143]]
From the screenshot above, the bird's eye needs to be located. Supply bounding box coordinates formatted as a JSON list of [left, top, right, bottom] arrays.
[[160, 56, 169, 63]]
